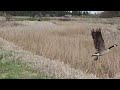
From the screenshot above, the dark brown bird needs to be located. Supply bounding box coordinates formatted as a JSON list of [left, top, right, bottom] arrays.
[[91, 28, 117, 61]]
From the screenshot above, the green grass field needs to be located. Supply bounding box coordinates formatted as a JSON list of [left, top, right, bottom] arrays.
[[0, 48, 49, 79]]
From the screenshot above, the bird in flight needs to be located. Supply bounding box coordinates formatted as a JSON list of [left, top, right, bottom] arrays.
[[91, 28, 117, 61]]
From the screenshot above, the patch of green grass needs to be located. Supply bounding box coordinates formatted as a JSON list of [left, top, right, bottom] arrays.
[[0, 61, 49, 79], [0, 49, 50, 79]]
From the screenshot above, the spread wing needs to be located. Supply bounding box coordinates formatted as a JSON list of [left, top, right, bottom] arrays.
[[91, 28, 106, 52]]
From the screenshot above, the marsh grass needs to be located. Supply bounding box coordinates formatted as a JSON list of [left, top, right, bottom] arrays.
[[0, 21, 120, 78]]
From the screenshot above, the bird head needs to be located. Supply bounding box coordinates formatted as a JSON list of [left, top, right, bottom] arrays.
[[113, 44, 118, 47]]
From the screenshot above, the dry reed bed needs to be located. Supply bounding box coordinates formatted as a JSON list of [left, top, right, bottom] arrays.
[[0, 21, 120, 78], [0, 38, 97, 79]]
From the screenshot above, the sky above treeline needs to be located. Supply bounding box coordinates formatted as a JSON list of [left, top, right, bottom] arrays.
[[69, 11, 104, 14], [89, 11, 104, 14]]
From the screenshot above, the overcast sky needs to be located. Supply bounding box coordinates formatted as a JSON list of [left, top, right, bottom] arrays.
[[69, 11, 104, 14], [90, 11, 104, 14]]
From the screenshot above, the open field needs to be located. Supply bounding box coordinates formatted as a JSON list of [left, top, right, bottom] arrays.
[[0, 18, 120, 78]]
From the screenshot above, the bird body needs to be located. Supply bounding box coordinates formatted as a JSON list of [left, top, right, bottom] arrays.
[[92, 49, 109, 56], [91, 28, 117, 61]]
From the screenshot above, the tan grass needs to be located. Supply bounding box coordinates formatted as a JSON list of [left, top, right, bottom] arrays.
[[0, 20, 120, 78], [0, 38, 97, 79]]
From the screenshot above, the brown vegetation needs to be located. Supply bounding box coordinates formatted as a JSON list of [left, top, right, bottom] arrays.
[[0, 20, 120, 78]]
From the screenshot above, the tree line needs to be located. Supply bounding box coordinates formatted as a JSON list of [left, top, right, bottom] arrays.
[[99, 11, 120, 18], [0, 11, 89, 17], [1, 11, 120, 18]]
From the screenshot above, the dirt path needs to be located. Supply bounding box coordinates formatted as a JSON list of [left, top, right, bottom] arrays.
[[0, 38, 98, 79]]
